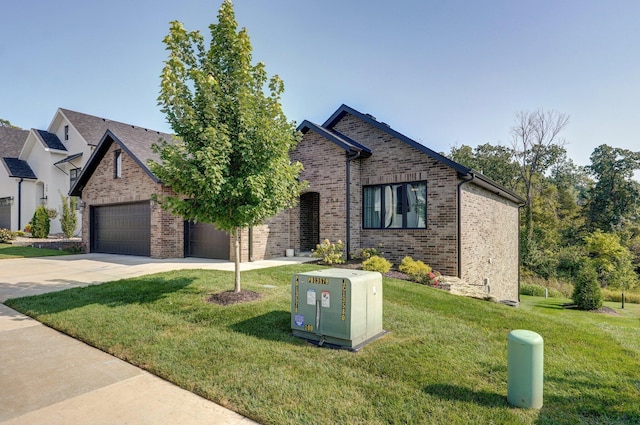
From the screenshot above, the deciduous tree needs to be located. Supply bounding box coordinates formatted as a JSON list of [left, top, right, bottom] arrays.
[[510, 109, 569, 257], [150, 0, 305, 293]]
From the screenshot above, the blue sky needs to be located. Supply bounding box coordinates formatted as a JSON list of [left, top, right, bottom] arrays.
[[2, 0, 639, 168]]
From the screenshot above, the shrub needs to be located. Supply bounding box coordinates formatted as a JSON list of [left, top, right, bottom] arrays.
[[362, 255, 392, 274], [60, 195, 78, 238], [573, 261, 603, 310], [520, 283, 546, 297], [355, 245, 383, 261], [13, 230, 26, 237], [30, 205, 51, 238], [312, 239, 345, 265], [399, 256, 432, 284], [0, 228, 14, 243], [520, 283, 564, 298]]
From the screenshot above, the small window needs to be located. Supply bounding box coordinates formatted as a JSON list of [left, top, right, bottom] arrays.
[[70, 167, 81, 188], [64, 125, 69, 141], [363, 182, 426, 229], [114, 150, 122, 178]]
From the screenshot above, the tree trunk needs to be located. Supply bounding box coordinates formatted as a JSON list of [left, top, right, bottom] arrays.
[[233, 227, 241, 293]]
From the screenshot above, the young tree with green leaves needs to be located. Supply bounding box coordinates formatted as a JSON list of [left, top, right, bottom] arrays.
[[150, 0, 305, 293], [59, 194, 78, 238]]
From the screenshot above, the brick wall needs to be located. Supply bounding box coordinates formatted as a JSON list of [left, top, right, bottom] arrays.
[[460, 183, 520, 301], [80, 141, 184, 258], [287, 112, 520, 299], [287, 132, 349, 253], [332, 114, 460, 275]]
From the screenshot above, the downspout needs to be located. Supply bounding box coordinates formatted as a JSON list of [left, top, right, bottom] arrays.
[[17, 178, 24, 230], [249, 227, 254, 262], [457, 173, 475, 278], [345, 150, 362, 259]]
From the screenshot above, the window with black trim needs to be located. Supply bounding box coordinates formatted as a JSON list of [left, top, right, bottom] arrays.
[[363, 182, 426, 229], [114, 150, 122, 178], [70, 167, 81, 187], [64, 125, 69, 141]]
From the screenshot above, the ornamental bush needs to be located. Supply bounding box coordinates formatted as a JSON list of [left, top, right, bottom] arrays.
[[312, 239, 345, 265], [355, 245, 383, 261], [0, 228, 14, 243], [60, 195, 78, 238], [30, 205, 50, 238], [362, 255, 392, 274], [399, 256, 432, 284], [573, 260, 603, 310]]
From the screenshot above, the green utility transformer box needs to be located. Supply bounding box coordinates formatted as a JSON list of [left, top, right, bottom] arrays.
[[291, 269, 385, 350]]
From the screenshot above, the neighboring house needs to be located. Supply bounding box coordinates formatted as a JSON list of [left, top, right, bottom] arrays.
[[0, 126, 30, 229], [0, 108, 144, 235], [284, 104, 525, 302]]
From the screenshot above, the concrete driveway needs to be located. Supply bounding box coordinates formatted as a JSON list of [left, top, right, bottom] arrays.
[[0, 252, 312, 302], [0, 253, 314, 424]]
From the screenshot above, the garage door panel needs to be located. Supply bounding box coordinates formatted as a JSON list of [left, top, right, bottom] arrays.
[[186, 221, 229, 260], [93, 203, 150, 256], [0, 205, 11, 229]]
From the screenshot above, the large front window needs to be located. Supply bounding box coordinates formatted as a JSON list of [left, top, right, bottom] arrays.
[[363, 182, 426, 229]]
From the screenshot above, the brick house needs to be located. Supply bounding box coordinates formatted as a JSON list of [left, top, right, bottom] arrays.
[[71, 103, 523, 302], [69, 120, 288, 261], [284, 104, 525, 302]]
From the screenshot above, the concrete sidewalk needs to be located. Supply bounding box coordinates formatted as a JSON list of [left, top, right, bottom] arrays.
[[0, 254, 315, 424]]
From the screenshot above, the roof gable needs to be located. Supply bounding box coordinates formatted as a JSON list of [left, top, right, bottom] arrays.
[[313, 104, 525, 205], [297, 120, 372, 157], [70, 127, 175, 196], [324, 104, 470, 175]]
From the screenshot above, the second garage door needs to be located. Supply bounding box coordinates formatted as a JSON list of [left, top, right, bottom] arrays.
[[185, 221, 230, 260], [92, 202, 150, 256]]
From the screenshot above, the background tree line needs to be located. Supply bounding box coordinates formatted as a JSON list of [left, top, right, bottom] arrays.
[[448, 109, 640, 299]]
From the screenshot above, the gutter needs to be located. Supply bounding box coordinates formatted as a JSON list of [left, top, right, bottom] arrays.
[[457, 173, 475, 278], [18, 178, 23, 230], [345, 150, 362, 259]]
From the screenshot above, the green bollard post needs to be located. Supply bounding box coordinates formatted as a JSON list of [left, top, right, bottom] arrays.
[[507, 330, 543, 409]]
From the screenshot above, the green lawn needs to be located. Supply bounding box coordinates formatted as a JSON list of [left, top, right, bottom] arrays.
[[0, 243, 70, 259], [6, 265, 640, 424]]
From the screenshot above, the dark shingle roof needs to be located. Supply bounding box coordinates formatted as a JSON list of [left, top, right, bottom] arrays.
[[2, 158, 37, 179], [60, 108, 171, 148], [0, 126, 29, 158], [35, 129, 66, 151]]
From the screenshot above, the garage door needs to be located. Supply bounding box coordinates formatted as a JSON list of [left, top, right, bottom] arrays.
[[0, 200, 11, 230], [185, 221, 230, 260], [92, 202, 150, 256]]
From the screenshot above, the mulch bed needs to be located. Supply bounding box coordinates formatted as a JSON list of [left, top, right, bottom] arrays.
[[208, 290, 262, 306], [563, 304, 621, 316]]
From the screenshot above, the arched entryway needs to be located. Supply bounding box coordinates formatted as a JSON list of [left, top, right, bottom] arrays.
[[300, 192, 320, 251]]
